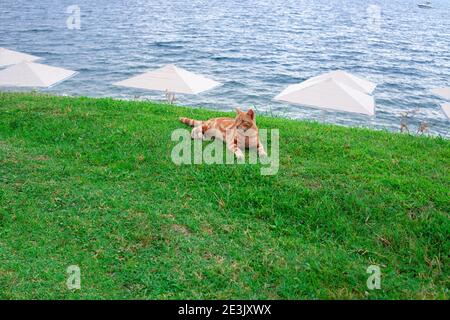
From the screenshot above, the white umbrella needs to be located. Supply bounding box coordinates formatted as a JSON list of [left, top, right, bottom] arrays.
[[431, 87, 450, 101], [274, 74, 376, 116], [441, 103, 450, 119], [0, 47, 41, 68], [0, 61, 77, 88], [114, 64, 221, 97], [304, 70, 377, 94]]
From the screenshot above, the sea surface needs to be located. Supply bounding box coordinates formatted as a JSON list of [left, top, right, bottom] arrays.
[[1, 0, 449, 136]]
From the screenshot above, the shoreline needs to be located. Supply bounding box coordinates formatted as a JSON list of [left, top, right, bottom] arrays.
[[2, 91, 448, 140]]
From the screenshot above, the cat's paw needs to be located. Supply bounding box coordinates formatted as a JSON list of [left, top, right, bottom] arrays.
[[235, 149, 245, 161], [202, 134, 213, 141], [258, 149, 268, 158]]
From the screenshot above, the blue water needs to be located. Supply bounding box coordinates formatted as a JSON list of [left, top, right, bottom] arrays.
[[1, 0, 449, 136]]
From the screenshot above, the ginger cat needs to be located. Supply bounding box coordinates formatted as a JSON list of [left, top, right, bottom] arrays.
[[180, 108, 267, 160]]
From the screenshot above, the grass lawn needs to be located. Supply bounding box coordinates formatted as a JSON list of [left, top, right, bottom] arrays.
[[0, 92, 448, 299]]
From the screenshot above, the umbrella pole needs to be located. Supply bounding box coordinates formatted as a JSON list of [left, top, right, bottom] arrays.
[[165, 90, 175, 104], [320, 110, 326, 123]]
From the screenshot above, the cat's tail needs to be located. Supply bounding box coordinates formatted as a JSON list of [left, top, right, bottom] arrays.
[[179, 117, 203, 127]]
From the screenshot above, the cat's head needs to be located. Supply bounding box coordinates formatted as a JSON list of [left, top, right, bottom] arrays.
[[235, 108, 256, 131]]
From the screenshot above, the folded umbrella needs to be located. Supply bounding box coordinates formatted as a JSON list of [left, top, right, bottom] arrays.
[[0, 47, 41, 68], [114, 64, 221, 96], [274, 71, 376, 116], [0, 61, 77, 88], [431, 87, 450, 101]]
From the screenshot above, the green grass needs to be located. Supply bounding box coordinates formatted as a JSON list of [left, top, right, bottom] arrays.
[[0, 92, 448, 300]]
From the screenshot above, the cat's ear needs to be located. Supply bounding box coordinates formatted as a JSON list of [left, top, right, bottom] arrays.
[[235, 107, 243, 115], [247, 109, 255, 120]]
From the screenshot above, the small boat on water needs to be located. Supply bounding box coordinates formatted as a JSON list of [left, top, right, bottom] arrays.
[[418, 1, 433, 9]]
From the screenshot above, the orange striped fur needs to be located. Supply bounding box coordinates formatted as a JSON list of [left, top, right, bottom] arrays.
[[180, 108, 266, 159]]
